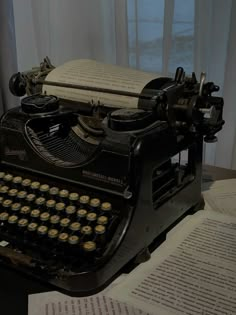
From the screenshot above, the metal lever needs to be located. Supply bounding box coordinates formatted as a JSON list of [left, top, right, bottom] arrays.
[[199, 72, 206, 96]]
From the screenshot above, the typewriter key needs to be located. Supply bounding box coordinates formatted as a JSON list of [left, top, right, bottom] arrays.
[[18, 218, 28, 234], [77, 209, 87, 224], [11, 203, 21, 213], [20, 206, 31, 216], [40, 212, 50, 223], [12, 176, 22, 187], [94, 225, 106, 245], [0, 172, 5, 183], [68, 235, 79, 245], [27, 222, 38, 239], [0, 197, 3, 205], [30, 181, 40, 193], [58, 232, 69, 243], [8, 214, 19, 231], [0, 212, 9, 229], [35, 197, 46, 208], [3, 174, 13, 183], [65, 205, 76, 216], [46, 199, 56, 212], [17, 190, 27, 203], [81, 225, 93, 241], [39, 184, 50, 197], [59, 189, 69, 203], [82, 241, 96, 255], [8, 189, 18, 200], [22, 179, 32, 191], [0, 186, 10, 197], [50, 215, 60, 228], [69, 193, 79, 205], [48, 228, 59, 240], [30, 209, 41, 220], [49, 187, 59, 198], [100, 202, 112, 216], [97, 215, 108, 225], [26, 194, 36, 204], [37, 225, 48, 238], [86, 212, 97, 225], [90, 198, 101, 210], [60, 218, 71, 230], [2, 199, 13, 211], [69, 222, 81, 235], [79, 195, 90, 206], [55, 202, 65, 214]]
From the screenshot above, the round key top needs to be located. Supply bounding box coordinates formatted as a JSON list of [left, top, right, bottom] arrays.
[[28, 222, 38, 231], [77, 209, 87, 219], [0, 172, 5, 180], [48, 228, 59, 239], [55, 202, 65, 212], [8, 189, 18, 197], [81, 225, 92, 235], [30, 209, 41, 218], [0, 212, 9, 222], [8, 215, 18, 226], [50, 215, 60, 224], [60, 218, 71, 227], [40, 212, 50, 222], [20, 206, 31, 215], [79, 195, 90, 205], [12, 176, 22, 184], [83, 241, 96, 252], [97, 216, 108, 225], [90, 198, 100, 208], [86, 212, 97, 222], [95, 224, 106, 235], [68, 235, 79, 245], [46, 199, 56, 208], [3, 199, 13, 209], [35, 197, 46, 206], [40, 184, 50, 193], [26, 194, 36, 203], [59, 189, 69, 198], [101, 202, 112, 212], [17, 190, 27, 200], [0, 197, 3, 204], [69, 222, 81, 232], [22, 178, 32, 188], [58, 232, 69, 242], [65, 205, 76, 215], [49, 187, 59, 196], [37, 225, 48, 235], [31, 181, 40, 190], [11, 203, 21, 212], [3, 174, 13, 182], [0, 186, 9, 194], [69, 192, 79, 201], [18, 218, 28, 227]]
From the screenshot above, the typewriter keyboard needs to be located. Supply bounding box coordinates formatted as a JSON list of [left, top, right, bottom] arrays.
[[0, 171, 119, 268]]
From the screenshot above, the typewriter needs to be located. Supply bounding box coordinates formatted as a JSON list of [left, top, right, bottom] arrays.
[[0, 58, 224, 296]]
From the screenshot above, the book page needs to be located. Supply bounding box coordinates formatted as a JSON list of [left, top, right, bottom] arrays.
[[108, 210, 236, 315], [203, 178, 236, 216], [28, 275, 151, 315], [43, 59, 159, 108]]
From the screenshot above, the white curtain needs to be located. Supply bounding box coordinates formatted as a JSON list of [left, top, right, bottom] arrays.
[[8, 0, 236, 168]]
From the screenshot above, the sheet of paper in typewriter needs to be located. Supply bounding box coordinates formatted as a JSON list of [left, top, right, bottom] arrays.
[[43, 59, 160, 108]]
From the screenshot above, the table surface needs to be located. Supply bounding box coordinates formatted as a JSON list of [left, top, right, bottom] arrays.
[[0, 165, 235, 315]]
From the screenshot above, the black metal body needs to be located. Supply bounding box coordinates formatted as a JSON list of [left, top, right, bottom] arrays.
[[0, 102, 203, 296]]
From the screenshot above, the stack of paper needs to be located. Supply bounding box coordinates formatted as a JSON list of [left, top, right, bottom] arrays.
[[29, 179, 236, 315]]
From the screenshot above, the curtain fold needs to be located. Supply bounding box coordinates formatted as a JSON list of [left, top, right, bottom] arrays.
[[0, 0, 18, 112]]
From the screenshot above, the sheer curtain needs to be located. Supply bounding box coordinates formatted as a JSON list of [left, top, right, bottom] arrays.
[[6, 0, 236, 168]]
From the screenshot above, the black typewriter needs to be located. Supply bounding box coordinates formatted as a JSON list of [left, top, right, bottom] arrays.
[[0, 61, 224, 296]]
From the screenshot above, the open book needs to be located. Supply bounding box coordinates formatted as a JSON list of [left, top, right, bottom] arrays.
[[43, 59, 160, 108], [28, 179, 236, 315]]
